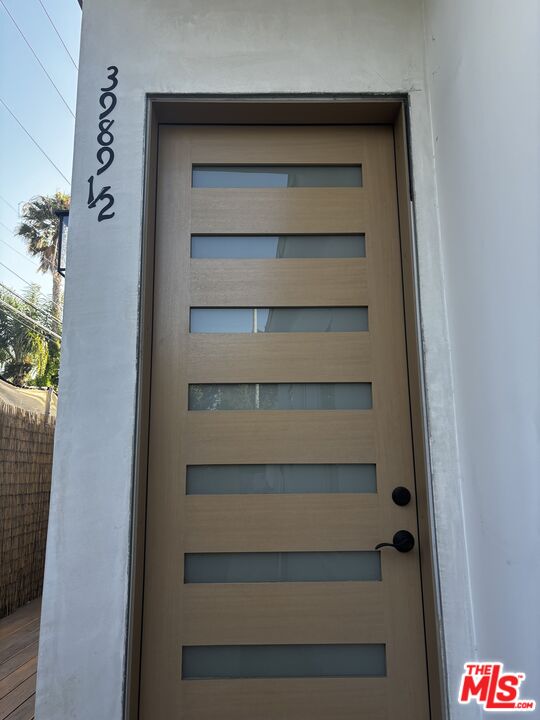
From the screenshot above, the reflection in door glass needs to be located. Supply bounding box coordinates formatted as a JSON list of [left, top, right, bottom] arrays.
[[191, 235, 366, 258], [257, 307, 368, 332], [186, 464, 376, 494], [190, 307, 368, 333], [188, 383, 372, 410], [192, 165, 362, 188]]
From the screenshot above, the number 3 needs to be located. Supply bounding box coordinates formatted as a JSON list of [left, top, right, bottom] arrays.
[[101, 65, 118, 92]]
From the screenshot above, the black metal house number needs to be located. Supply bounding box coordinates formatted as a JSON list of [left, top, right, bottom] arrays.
[[87, 66, 118, 221]]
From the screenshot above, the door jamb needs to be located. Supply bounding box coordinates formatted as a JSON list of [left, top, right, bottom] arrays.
[[127, 95, 447, 720]]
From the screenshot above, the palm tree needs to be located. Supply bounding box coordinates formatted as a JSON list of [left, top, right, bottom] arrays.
[[16, 192, 69, 323]]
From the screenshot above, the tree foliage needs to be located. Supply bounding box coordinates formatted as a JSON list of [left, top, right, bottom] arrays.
[[0, 285, 60, 388], [16, 192, 69, 321]]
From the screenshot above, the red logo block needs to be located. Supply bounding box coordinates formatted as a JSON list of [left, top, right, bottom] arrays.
[[459, 662, 536, 712]]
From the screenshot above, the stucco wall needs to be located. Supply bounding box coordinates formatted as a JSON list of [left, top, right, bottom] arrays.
[[423, 0, 540, 704], [35, 1, 487, 717]]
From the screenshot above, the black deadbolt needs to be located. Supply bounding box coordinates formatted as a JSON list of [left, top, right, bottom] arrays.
[[375, 530, 415, 553], [392, 486, 412, 506]]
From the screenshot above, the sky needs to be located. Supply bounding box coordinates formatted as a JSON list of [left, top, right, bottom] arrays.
[[0, 0, 81, 300]]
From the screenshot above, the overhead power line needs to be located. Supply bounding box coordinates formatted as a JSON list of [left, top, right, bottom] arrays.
[[37, 0, 78, 70], [0, 227, 47, 273], [0, 237, 41, 268], [0, 0, 76, 118], [0, 281, 61, 327], [0, 296, 61, 341], [0, 260, 63, 312], [0, 98, 71, 185], [0, 195, 18, 215], [0, 300, 50, 341]]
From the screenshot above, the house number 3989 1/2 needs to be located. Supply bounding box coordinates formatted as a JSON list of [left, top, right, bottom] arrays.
[[87, 66, 118, 222]]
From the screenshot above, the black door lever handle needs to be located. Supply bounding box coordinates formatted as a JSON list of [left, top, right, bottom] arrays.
[[375, 530, 415, 553]]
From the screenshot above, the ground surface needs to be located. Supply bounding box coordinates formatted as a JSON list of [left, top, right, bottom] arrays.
[[0, 599, 40, 720]]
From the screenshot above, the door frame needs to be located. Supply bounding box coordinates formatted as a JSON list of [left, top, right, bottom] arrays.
[[127, 95, 446, 720]]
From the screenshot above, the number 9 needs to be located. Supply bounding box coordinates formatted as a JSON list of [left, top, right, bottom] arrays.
[[96, 146, 114, 175]]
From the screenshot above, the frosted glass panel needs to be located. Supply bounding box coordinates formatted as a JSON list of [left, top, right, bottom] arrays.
[[190, 307, 368, 333], [191, 235, 366, 258], [257, 307, 368, 332], [190, 308, 253, 333], [188, 383, 372, 410], [186, 464, 376, 494], [184, 551, 381, 583], [192, 165, 362, 188], [183, 644, 386, 679]]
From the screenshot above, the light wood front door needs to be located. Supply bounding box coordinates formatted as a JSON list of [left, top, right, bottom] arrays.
[[140, 125, 430, 719]]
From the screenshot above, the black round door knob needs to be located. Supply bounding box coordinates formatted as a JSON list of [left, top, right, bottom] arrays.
[[375, 530, 415, 553], [392, 486, 412, 506]]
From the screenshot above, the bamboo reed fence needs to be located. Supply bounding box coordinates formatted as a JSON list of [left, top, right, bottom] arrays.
[[0, 402, 55, 617]]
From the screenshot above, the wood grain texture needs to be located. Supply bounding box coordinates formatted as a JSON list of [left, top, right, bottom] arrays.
[[0, 598, 41, 642], [184, 495, 380, 552], [0, 643, 37, 686], [183, 583, 384, 645], [185, 411, 375, 464], [2, 693, 35, 720], [0, 600, 39, 720], [187, 333, 372, 383], [0, 676, 35, 719], [0, 622, 38, 668], [140, 125, 430, 720], [191, 189, 367, 234], [0, 658, 36, 701], [182, 678, 387, 720], [0, 603, 40, 644], [190, 259, 368, 306], [187, 124, 389, 164], [361, 124, 430, 717]]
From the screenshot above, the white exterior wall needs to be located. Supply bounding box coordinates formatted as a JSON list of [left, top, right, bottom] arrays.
[[423, 0, 540, 701], [35, 1, 538, 718]]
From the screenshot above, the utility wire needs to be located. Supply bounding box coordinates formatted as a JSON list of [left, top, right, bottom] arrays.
[[0, 195, 18, 215], [0, 296, 61, 340], [0, 301, 50, 341], [0, 299, 61, 342], [0, 0, 76, 118], [0, 98, 71, 185], [0, 220, 15, 234], [0, 260, 63, 312], [0, 225, 52, 273], [0, 281, 61, 326], [0, 237, 41, 268], [36, 0, 78, 70]]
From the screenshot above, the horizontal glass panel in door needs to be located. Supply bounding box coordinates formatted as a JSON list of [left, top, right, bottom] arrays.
[[191, 234, 366, 258], [192, 165, 362, 188], [188, 383, 372, 410], [185, 551, 381, 583], [186, 464, 377, 494], [183, 644, 386, 679], [190, 307, 368, 333]]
